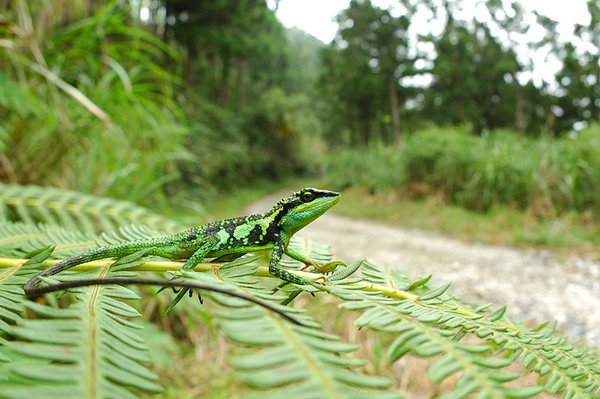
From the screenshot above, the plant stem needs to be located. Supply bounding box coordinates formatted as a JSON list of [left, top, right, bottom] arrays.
[[0, 256, 518, 331]]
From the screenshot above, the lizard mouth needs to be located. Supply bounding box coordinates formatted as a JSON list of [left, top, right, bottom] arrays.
[[304, 193, 340, 214]]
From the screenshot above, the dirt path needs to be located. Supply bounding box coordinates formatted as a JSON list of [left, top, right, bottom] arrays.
[[246, 192, 600, 348]]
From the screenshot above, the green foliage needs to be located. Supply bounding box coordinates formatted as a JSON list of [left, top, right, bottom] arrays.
[[0, 221, 96, 259], [284, 28, 324, 95], [323, 142, 406, 191], [341, 261, 600, 399], [165, 0, 289, 104], [0, 185, 599, 398], [0, 183, 184, 233], [423, 19, 529, 134], [155, 1, 327, 191], [182, 87, 323, 190], [318, 0, 598, 137], [178, 259, 401, 399], [318, 0, 414, 144], [0, 247, 49, 339], [4, 0, 598, 205], [556, 125, 600, 210], [0, 247, 162, 399], [0, 1, 188, 204], [325, 125, 600, 216], [544, 1, 600, 132]]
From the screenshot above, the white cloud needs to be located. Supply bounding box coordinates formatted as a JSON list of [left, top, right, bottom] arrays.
[[273, 0, 351, 42]]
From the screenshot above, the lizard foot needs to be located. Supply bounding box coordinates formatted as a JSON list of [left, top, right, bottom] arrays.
[[302, 260, 347, 274]]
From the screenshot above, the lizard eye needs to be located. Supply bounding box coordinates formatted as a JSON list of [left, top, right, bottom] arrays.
[[300, 191, 315, 202]]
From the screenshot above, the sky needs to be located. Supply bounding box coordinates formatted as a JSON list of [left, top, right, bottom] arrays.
[[268, 0, 592, 86], [271, 0, 589, 43]]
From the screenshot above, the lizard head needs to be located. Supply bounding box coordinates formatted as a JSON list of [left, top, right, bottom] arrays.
[[275, 187, 340, 234]]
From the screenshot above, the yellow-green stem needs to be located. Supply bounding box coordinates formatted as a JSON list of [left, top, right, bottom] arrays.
[[0, 257, 518, 331]]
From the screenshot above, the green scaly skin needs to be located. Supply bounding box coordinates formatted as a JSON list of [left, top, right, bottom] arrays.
[[24, 188, 342, 298]]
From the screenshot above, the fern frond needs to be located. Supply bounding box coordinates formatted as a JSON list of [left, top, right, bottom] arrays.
[[0, 183, 183, 233], [97, 224, 166, 246], [281, 235, 334, 270], [0, 247, 54, 339], [0, 210, 598, 398], [223, 309, 401, 399], [333, 260, 599, 399], [0, 265, 161, 399], [170, 259, 402, 399], [0, 221, 97, 258]]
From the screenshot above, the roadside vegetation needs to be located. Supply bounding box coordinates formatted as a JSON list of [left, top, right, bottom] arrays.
[[322, 125, 600, 256]]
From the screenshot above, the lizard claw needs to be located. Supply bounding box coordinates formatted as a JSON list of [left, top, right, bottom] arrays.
[[158, 272, 195, 313], [157, 273, 181, 294]]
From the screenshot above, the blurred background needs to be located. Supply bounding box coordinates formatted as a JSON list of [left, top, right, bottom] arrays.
[[0, 0, 599, 246]]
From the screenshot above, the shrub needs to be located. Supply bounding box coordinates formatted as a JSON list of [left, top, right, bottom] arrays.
[[323, 124, 600, 217]]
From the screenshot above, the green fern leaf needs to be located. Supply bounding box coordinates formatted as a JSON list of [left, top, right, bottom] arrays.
[[0, 247, 54, 339], [1, 183, 598, 399], [336, 260, 600, 399], [1, 266, 161, 399], [166, 252, 402, 399], [0, 221, 98, 258], [225, 311, 402, 399], [97, 224, 166, 246], [0, 183, 183, 233]]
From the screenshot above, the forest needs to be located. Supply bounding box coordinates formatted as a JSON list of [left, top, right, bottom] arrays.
[[1, 1, 599, 398], [1, 0, 598, 213]]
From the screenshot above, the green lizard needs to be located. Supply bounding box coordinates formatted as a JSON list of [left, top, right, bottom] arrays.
[[24, 188, 343, 306]]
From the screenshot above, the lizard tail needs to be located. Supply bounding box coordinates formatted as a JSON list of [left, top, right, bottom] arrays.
[[24, 242, 148, 298]]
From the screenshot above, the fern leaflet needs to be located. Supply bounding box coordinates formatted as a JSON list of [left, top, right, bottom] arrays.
[[0, 183, 182, 233], [0, 259, 162, 399]]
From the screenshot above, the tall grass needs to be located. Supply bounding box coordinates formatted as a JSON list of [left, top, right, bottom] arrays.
[[324, 124, 600, 217], [0, 1, 188, 207], [322, 141, 406, 191]]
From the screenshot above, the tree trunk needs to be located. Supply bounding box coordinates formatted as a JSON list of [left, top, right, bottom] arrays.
[[219, 55, 231, 104], [512, 74, 526, 135], [183, 52, 193, 97], [388, 74, 401, 141]]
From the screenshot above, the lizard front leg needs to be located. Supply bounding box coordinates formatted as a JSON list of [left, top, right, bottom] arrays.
[[269, 235, 312, 285], [165, 235, 219, 313]]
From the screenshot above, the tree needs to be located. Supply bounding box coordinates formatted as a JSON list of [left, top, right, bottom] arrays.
[[318, 0, 415, 144], [422, 1, 533, 134], [553, 0, 600, 131], [163, 0, 288, 105]]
